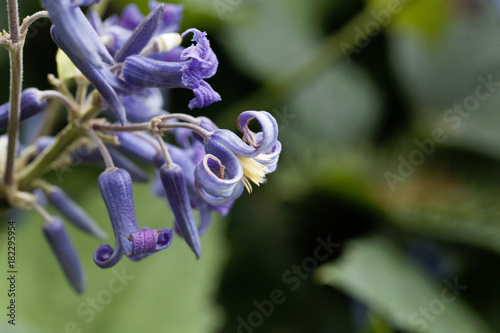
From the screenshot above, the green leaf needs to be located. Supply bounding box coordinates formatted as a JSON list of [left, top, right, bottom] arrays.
[[317, 237, 492, 333], [0, 179, 226, 332]]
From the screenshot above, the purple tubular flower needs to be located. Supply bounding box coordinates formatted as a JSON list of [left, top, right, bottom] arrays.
[[44, 0, 134, 124], [41, 0, 107, 67], [194, 111, 281, 203], [94, 168, 171, 268], [194, 140, 245, 205], [122, 28, 221, 109], [46, 185, 107, 239], [114, 4, 165, 62], [159, 164, 201, 259], [211, 111, 279, 158], [43, 218, 86, 293], [0, 88, 46, 130]]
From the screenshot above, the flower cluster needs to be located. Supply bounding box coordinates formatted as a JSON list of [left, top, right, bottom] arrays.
[[0, 0, 280, 293]]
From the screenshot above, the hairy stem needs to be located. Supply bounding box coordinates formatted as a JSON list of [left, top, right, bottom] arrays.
[[6, 0, 19, 43], [4, 42, 23, 191], [17, 122, 80, 190]]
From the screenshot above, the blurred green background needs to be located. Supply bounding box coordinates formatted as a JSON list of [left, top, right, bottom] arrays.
[[2, 0, 500, 332]]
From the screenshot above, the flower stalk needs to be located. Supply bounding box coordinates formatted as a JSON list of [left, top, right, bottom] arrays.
[[4, 0, 23, 196]]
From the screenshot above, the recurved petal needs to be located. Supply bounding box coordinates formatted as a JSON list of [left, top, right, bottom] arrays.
[[180, 29, 218, 80], [188, 80, 221, 110], [254, 139, 282, 173], [43, 218, 86, 293], [93, 243, 124, 268], [194, 139, 243, 198]]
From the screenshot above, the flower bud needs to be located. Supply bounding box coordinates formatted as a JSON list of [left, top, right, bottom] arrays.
[[159, 164, 201, 259], [0, 88, 46, 130], [46, 185, 107, 239], [43, 218, 86, 294]]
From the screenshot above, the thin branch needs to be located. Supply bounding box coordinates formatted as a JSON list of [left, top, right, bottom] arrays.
[[4, 44, 23, 189], [92, 117, 209, 140], [87, 129, 114, 170], [154, 132, 174, 167], [6, 0, 19, 43], [20, 11, 49, 36]]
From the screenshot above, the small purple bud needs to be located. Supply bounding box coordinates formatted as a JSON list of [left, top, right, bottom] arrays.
[[160, 164, 201, 259], [0, 88, 46, 130], [98, 168, 138, 257], [43, 218, 86, 294], [46, 186, 107, 239]]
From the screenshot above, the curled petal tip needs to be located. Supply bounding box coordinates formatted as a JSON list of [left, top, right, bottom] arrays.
[[93, 243, 123, 268]]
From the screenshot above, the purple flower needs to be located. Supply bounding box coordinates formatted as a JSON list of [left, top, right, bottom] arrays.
[[152, 128, 233, 236], [122, 28, 221, 109], [43, 0, 133, 124], [159, 163, 201, 258], [93, 168, 172, 268], [45, 185, 107, 239], [43, 218, 86, 293], [91, 1, 183, 58], [194, 111, 281, 204]]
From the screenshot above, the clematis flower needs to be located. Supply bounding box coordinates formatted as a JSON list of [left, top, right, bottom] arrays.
[[93, 168, 172, 268], [122, 28, 221, 109], [151, 126, 235, 238], [194, 111, 281, 205], [42, 0, 134, 124]]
